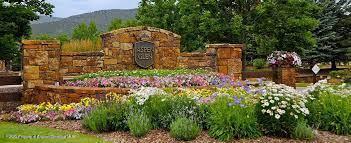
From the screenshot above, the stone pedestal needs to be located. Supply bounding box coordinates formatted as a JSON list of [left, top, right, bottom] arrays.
[[206, 44, 244, 80], [22, 40, 61, 103], [273, 67, 296, 87]]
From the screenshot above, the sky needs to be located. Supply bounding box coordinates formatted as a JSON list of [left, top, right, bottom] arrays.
[[48, 0, 141, 18]]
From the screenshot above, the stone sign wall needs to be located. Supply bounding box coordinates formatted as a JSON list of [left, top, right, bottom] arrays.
[[22, 27, 246, 103], [101, 26, 181, 70]]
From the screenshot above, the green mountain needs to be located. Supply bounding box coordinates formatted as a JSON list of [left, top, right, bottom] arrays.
[[31, 16, 63, 24], [31, 9, 137, 36]]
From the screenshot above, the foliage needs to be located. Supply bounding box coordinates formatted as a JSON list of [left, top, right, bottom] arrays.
[[306, 0, 351, 68], [127, 111, 152, 137], [0, 0, 53, 68], [62, 39, 102, 52], [170, 118, 201, 141], [256, 82, 311, 137], [307, 82, 351, 135], [137, 0, 259, 52], [252, 0, 319, 56], [31, 33, 69, 44], [208, 96, 261, 141], [108, 18, 140, 31], [0, 122, 107, 143], [291, 119, 314, 140], [330, 69, 351, 79], [253, 59, 266, 69], [0, 34, 18, 61], [72, 21, 100, 41], [83, 102, 129, 132], [267, 51, 302, 67]]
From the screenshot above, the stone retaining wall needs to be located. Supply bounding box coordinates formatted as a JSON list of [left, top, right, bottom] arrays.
[[30, 85, 130, 104], [0, 85, 22, 111], [178, 50, 216, 70], [60, 52, 104, 76]]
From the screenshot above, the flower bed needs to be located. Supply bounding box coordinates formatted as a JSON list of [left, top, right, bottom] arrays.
[[64, 69, 237, 89], [3, 80, 351, 142]]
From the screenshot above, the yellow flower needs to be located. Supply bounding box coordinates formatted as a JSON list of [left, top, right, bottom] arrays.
[[17, 104, 37, 113]]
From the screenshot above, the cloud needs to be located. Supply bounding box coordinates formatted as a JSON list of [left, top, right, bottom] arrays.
[[48, 0, 140, 18]]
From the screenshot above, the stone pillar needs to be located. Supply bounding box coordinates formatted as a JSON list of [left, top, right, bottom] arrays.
[[22, 40, 61, 103], [206, 44, 244, 80], [278, 67, 296, 88]]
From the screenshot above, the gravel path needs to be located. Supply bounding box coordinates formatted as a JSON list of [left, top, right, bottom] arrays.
[[29, 120, 351, 143]]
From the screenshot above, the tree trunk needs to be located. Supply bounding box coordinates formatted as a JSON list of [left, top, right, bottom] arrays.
[[331, 60, 337, 70], [5, 60, 11, 72]]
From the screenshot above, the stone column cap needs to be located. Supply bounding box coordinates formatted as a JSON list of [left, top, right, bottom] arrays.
[[22, 40, 60, 45], [206, 44, 245, 49]]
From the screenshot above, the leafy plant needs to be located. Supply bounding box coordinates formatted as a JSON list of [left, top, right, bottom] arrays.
[[208, 96, 261, 141], [292, 119, 314, 140], [170, 118, 201, 141], [307, 90, 351, 135], [127, 111, 152, 137], [82, 106, 109, 132], [83, 102, 129, 132], [253, 58, 266, 69]]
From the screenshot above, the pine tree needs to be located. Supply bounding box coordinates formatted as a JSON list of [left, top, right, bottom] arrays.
[[307, 0, 351, 69]]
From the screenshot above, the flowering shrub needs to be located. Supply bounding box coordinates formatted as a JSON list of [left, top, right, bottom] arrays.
[[65, 73, 236, 89], [9, 98, 98, 123], [256, 82, 311, 136], [74, 69, 209, 81], [306, 80, 351, 135], [267, 51, 302, 67], [130, 87, 166, 105]]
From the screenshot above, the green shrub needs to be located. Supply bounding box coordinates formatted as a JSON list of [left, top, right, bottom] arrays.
[[292, 120, 314, 140], [253, 59, 266, 69], [83, 102, 129, 132], [307, 92, 351, 135], [82, 106, 109, 132], [208, 97, 261, 141], [170, 118, 201, 141], [127, 112, 152, 137], [142, 95, 200, 129]]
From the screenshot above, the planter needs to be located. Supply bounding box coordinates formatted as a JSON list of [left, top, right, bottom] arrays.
[[272, 66, 296, 88]]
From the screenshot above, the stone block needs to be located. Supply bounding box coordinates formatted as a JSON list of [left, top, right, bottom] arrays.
[[26, 80, 43, 89], [73, 60, 87, 67], [217, 59, 228, 66], [217, 48, 231, 59], [104, 59, 117, 65], [112, 42, 120, 48], [231, 48, 242, 59], [68, 67, 83, 73], [120, 43, 133, 50], [218, 66, 228, 74], [23, 66, 40, 80]]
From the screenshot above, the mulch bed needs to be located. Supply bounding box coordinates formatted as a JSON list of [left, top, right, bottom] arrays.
[[28, 120, 351, 143]]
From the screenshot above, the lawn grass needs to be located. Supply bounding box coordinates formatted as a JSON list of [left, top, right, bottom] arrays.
[[0, 122, 108, 143]]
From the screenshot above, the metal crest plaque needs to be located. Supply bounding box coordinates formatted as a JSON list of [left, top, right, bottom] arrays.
[[134, 41, 155, 68]]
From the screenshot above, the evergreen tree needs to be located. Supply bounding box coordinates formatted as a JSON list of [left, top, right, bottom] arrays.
[[307, 0, 351, 69]]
